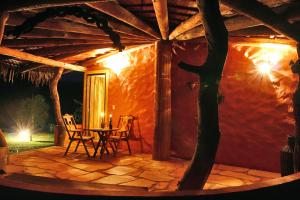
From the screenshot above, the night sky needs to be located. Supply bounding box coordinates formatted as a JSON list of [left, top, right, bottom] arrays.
[[0, 71, 83, 131]]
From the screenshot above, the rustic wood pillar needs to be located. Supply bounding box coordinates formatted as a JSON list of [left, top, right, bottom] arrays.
[[153, 40, 172, 160], [0, 11, 9, 45], [49, 67, 66, 146], [292, 44, 300, 172], [177, 0, 228, 190]]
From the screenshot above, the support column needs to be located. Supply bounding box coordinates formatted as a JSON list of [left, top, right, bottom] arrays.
[[49, 67, 66, 146], [0, 11, 9, 45], [153, 40, 172, 160]]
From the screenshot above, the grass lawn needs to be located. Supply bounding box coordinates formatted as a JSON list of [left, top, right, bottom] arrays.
[[4, 132, 54, 153]]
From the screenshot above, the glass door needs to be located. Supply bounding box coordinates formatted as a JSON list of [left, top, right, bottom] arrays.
[[83, 71, 108, 129]]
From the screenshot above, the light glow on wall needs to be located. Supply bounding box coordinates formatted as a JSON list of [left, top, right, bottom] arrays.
[[233, 42, 294, 81], [102, 52, 130, 75]]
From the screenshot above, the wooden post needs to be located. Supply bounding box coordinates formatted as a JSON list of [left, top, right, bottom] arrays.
[[153, 40, 172, 161], [177, 0, 228, 190], [0, 11, 9, 45], [49, 67, 66, 146], [291, 44, 300, 172]]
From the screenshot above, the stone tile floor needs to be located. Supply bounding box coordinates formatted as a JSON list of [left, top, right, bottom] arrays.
[[4, 146, 280, 192]]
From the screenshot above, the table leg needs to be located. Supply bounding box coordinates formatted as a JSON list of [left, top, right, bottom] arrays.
[[99, 137, 108, 159], [93, 137, 102, 158]]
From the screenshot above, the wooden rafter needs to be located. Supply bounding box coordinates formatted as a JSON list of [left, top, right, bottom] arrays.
[[20, 51, 92, 73], [169, 13, 202, 40], [220, 0, 300, 42], [25, 41, 154, 57], [2, 38, 152, 48], [170, 1, 300, 41], [152, 0, 169, 40], [176, 15, 261, 40], [0, 46, 86, 71], [86, 1, 161, 39], [2, 0, 106, 12], [0, 11, 9, 45]]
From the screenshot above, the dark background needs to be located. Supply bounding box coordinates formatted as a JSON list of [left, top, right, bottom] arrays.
[[0, 71, 83, 132]]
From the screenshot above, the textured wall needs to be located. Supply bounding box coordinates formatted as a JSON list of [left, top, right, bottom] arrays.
[[172, 41, 298, 172], [107, 45, 156, 153]]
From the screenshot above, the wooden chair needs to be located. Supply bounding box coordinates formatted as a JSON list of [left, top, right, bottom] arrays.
[[108, 115, 134, 156], [62, 114, 95, 158]]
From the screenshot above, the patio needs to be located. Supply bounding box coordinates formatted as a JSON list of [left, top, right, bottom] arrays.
[[3, 146, 280, 192]]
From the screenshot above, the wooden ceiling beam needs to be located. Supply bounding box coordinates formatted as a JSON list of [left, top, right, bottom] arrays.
[[0, 11, 9, 44], [59, 15, 155, 40], [20, 51, 92, 73], [25, 41, 154, 57], [2, 0, 105, 12], [6, 25, 153, 42], [86, 1, 161, 39], [176, 15, 261, 40], [230, 25, 279, 37], [2, 38, 105, 48], [2, 38, 153, 48], [220, 0, 300, 42], [169, 12, 202, 40], [170, 1, 299, 40], [7, 13, 107, 36], [0, 46, 86, 71], [152, 0, 169, 40]]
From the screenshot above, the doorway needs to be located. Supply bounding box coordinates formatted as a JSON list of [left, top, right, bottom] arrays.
[[83, 71, 108, 129]]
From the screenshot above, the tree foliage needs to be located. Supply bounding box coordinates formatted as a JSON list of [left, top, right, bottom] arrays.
[[12, 94, 49, 131]]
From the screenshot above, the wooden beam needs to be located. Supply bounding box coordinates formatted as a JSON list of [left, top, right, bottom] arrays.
[[0, 11, 9, 45], [0, 46, 86, 71], [176, 15, 261, 40], [2, 38, 104, 48], [60, 15, 155, 40], [2, 38, 152, 48], [86, 1, 161, 39], [7, 13, 107, 36], [21, 51, 94, 73], [230, 25, 278, 37], [220, 0, 300, 42], [169, 13, 201, 40], [25, 41, 154, 57], [153, 40, 172, 160], [170, 2, 299, 41], [152, 0, 169, 40], [2, 0, 106, 12], [6, 25, 154, 42]]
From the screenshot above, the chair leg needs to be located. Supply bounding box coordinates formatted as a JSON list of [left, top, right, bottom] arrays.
[[82, 140, 91, 158], [114, 141, 120, 156], [74, 140, 81, 152], [64, 140, 73, 156], [126, 140, 132, 155], [91, 138, 96, 150]]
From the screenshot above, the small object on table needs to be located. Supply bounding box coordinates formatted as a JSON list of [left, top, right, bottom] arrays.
[[100, 112, 105, 128], [109, 114, 113, 129]]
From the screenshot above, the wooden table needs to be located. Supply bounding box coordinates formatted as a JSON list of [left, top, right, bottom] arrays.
[[85, 128, 119, 159]]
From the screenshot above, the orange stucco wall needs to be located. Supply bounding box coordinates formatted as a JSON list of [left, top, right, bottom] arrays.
[[172, 41, 298, 172], [106, 45, 156, 153]]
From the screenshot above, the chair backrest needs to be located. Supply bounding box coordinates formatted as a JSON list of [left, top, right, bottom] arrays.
[[117, 115, 134, 137], [62, 114, 78, 138]]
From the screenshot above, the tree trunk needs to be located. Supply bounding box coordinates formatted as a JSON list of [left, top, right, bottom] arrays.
[[153, 40, 172, 160], [177, 0, 228, 190], [292, 44, 300, 172], [49, 67, 65, 146]]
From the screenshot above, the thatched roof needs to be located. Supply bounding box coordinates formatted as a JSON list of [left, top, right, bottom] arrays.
[[0, 0, 299, 84]]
